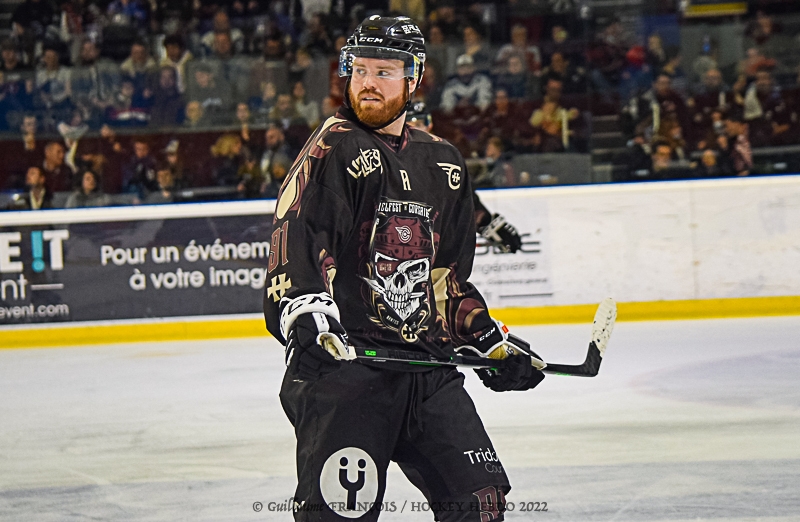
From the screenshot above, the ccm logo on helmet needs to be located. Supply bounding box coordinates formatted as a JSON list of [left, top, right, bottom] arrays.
[[359, 37, 384, 43]]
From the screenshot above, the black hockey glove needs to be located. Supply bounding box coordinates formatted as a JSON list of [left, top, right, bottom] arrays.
[[477, 213, 522, 253], [476, 353, 545, 392], [457, 319, 546, 392], [285, 312, 348, 381]]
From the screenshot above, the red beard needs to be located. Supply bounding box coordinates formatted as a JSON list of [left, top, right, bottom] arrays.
[[350, 86, 408, 128]]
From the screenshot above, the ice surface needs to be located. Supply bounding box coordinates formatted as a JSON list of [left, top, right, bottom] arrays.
[[1, 316, 799, 521]]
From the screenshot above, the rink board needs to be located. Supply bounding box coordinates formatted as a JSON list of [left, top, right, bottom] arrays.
[[2, 176, 800, 347]]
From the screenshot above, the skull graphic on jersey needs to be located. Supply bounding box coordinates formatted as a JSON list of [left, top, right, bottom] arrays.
[[362, 198, 434, 343]]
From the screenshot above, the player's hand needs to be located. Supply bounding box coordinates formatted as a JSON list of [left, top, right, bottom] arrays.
[[478, 213, 522, 253], [284, 312, 348, 381], [457, 320, 546, 392], [475, 353, 545, 392]]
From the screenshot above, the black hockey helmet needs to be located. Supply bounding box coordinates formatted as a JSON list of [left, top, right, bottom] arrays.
[[339, 15, 426, 89], [405, 100, 432, 128]]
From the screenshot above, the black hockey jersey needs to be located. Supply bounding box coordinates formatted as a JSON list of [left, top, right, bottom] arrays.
[[263, 106, 496, 360]]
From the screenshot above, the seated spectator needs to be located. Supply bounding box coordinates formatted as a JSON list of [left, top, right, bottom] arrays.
[[650, 140, 674, 175], [258, 122, 292, 179], [621, 74, 689, 140], [42, 140, 75, 192], [122, 137, 158, 198], [107, 0, 149, 32], [9, 166, 52, 210], [478, 89, 528, 153], [2, 114, 42, 189], [529, 77, 580, 151], [585, 20, 628, 99], [162, 139, 189, 188], [268, 93, 311, 156], [529, 99, 579, 153], [493, 54, 535, 101], [494, 24, 541, 75], [149, 66, 184, 127], [183, 100, 206, 127], [720, 111, 753, 176], [298, 13, 332, 58], [542, 52, 587, 95], [65, 169, 110, 208], [743, 67, 792, 147], [249, 80, 277, 122], [425, 24, 451, 79], [11, 0, 56, 65], [247, 37, 289, 101], [211, 31, 236, 61], [144, 165, 177, 204], [160, 34, 192, 93], [655, 114, 688, 161], [120, 40, 157, 95], [186, 61, 232, 125], [689, 68, 736, 143], [483, 137, 516, 187], [645, 33, 667, 76], [105, 78, 150, 126], [201, 11, 245, 57], [0, 40, 34, 132], [260, 151, 292, 199], [291, 81, 319, 128], [34, 43, 72, 131], [210, 133, 247, 187], [1, 39, 30, 74], [660, 51, 689, 97], [543, 24, 585, 67], [71, 39, 118, 129], [440, 54, 493, 113], [693, 148, 734, 178], [457, 25, 492, 73]]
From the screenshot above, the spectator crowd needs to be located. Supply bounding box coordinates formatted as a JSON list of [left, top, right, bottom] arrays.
[[2, 0, 800, 209]]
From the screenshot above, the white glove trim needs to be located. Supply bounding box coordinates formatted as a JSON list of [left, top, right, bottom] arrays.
[[279, 292, 341, 340]]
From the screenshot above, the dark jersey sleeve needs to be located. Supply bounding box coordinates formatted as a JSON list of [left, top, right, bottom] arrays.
[[473, 190, 492, 229], [433, 155, 497, 347], [263, 134, 356, 344]]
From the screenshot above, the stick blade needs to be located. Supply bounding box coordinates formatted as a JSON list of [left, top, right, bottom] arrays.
[[592, 297, 617, 358], [541, 298, 616, 377]]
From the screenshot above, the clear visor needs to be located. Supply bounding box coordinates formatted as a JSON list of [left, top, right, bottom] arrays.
[[339, 46, 421, 80]]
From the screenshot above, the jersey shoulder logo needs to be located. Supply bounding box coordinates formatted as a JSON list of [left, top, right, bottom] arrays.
[[437, 162, 462, 190], [347, 148, 383, 179]]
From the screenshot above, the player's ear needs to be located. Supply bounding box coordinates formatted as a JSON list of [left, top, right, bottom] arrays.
[[408, 77, 417, 95]]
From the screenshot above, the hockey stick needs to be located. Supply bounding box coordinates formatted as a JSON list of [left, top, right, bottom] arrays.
[[350, 298, 617, 377]]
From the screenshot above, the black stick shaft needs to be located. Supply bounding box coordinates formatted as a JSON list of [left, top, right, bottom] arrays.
[[353, 344, 600, 377]]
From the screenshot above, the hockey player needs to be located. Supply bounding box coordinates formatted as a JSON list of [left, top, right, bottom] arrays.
[[405, 101, 523, 253], [263, 15, 544, 521]]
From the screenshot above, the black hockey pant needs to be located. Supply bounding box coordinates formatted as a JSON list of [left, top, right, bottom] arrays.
[[279, 362, 511, 521]]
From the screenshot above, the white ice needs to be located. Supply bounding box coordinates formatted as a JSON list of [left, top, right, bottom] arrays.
[[1, 316, 799, 521]]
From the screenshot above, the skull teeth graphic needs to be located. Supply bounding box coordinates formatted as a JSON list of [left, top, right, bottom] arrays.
[[364, 254, 429, 321]]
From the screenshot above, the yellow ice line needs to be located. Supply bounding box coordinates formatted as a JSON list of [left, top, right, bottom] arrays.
[[2, 295, 799, 349]]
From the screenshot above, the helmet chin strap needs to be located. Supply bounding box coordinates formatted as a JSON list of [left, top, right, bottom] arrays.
[[346, 78, 413, 131]]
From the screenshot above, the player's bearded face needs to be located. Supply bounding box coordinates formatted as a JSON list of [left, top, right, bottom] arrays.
[[349, 59, 410, 127]]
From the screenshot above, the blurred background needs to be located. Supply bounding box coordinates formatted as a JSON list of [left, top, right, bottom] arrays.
[[3, 0, 800, 210]]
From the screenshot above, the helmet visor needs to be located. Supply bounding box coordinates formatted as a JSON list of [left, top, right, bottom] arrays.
[[339, 46, 422, 80]]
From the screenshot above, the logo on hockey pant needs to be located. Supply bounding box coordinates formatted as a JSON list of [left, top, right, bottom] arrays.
[[437, 163, 462, 190], [320, 447, 379, 518], [473, 486, 506, 522], [361, 198, 434, 343]]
